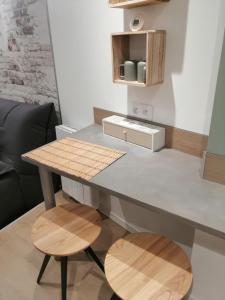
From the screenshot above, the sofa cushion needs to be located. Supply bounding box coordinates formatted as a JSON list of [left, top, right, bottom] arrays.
[[0, 161, 14, 176], [0, 99, 58, 175], [0, 100, 20, 127]]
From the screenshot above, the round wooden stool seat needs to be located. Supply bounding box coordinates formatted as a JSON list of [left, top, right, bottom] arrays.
[[32, 203, 102, 257], [105, 233, 193, 300]]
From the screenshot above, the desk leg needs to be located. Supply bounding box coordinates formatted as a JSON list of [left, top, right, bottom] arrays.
[[188, 230, 225, 300], [39, 167, 56, 210]]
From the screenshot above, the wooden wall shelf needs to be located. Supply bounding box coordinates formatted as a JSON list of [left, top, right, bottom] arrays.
[[114, 79, 146, 87], [109, 0, 169, 9], [112, 30, 166, 87]]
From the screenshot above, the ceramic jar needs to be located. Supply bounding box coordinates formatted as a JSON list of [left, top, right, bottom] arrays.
[[137, 61, 146, 83], [124, 60, 137, 81]]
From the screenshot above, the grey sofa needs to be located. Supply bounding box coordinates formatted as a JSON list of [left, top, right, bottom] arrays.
[[0, 99, 60, 229]]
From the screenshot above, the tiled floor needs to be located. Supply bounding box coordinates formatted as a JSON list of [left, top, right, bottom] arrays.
[[0, 192, 128, 300]]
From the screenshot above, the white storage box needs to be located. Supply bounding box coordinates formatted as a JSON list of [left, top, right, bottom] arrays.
[[103, 115, 165, 151]]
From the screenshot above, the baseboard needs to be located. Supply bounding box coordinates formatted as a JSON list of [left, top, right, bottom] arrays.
[[93, 107, 208, 158], [203, 152, 225, 185]]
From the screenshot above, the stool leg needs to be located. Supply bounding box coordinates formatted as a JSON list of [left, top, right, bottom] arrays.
[[85, 247, 104, 272], [61, 257, 68, 300], [37, 255, 51, 284]]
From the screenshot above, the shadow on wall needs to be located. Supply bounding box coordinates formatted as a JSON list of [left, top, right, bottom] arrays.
[[124, 0, 189, 128], [99, 192, 194, 254]]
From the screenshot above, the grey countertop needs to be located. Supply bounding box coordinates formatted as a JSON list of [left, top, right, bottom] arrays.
[[72, 124, 225, 239]]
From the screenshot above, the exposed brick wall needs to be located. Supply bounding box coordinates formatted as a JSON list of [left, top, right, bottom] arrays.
[[0, 0, 60, 115]]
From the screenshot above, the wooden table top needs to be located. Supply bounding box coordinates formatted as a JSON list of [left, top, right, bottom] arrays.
[[32, 203, 102, 257], [105, 233, 193, 300]]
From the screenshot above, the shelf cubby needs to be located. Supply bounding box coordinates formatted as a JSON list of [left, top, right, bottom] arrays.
[[109, 0, 169, 9], [112, 30, 166, 87]]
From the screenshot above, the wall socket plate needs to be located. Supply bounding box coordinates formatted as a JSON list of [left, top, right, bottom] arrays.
[[129, 102, 153, 121]]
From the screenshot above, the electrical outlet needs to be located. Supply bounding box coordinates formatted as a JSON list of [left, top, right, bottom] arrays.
[[129, 102, 153, 121], [132, 105, 139, 115], [140, 103, 153, 120]]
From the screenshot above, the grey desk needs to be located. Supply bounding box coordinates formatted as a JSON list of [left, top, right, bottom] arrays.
[[23, 124, 225, 240]]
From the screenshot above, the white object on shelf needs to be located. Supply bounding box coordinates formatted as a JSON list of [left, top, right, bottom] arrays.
[[103, 115, 165, 151], [129, 14, 145, 32], [55, 125, 100, 208]]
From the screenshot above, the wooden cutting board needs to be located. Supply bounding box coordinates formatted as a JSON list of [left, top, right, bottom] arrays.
[[22, 137, 126, 181]]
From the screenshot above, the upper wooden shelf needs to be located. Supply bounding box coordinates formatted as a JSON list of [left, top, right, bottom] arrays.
[[109, 0, 169, 9]]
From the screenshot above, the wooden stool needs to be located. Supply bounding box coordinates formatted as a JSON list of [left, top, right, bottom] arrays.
[[105, 233, 193, 300], [32, 202, 104, 300]]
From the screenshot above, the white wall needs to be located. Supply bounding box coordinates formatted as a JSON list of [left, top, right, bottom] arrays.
[[47, 0, 225, 134], [190, 230, 225, 300], [47, 4, 225, 297], [47, 0, 225, 260], [47, 0, 126, 130]]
